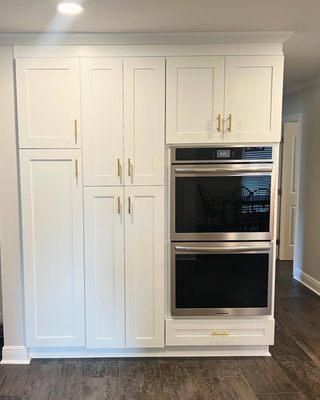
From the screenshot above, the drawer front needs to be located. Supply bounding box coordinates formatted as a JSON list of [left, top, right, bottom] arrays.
[[166, 319, 274, 346]]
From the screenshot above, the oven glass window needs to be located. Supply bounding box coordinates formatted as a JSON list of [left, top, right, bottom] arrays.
[[175, 253, 269, 309], [175, 175, 271, 233]]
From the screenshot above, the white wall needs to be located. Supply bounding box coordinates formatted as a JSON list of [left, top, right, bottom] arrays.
[[283, 82, 320, 288]]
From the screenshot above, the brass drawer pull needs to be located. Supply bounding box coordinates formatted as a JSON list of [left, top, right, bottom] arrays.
[[117, 158, 121, 177], [128, 158, 131, 177], [226, 114, 232, 132], [211, 330, 229, 336], [117, 196, 121, 214], [74, 119, 78, 144], [217, 114, 221, 132], [128, 196, 131, 214]]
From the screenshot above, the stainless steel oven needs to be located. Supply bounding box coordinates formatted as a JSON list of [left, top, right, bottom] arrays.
[[171, 241, 273, 316], [171, 146, 275, 241]]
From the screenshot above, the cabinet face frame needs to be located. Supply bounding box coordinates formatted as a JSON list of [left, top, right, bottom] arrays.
[[166, 56, 225, 144], [84, 187, 125, 348], [124, 186, 165, 348], [16, 58, 81, 149], [224, 55, 284, 143], [81, 58, 124, 186], [124, 57, 165, 186], [20, 149, 85, 347]]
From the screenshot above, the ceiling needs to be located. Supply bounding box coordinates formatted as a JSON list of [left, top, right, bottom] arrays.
[[0, 0, 319, 91]]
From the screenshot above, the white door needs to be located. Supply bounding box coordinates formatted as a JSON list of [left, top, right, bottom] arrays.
[[224, 56, 284, 143], [166, 56, 224, 144], [124, 58, 165, 185], [125, 186, 164, 348], [84, 187, 125, 348], [20, 149, 84, 347], [81, 59, 124, 186], [279, 122, 301, 260], [16, 58, 81, 148]]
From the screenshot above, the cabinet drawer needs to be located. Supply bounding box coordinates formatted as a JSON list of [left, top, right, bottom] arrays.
[[166, 319, 274, 346]]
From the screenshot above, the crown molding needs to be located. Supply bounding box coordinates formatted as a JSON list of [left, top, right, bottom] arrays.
[[0, 31, 293, 46]]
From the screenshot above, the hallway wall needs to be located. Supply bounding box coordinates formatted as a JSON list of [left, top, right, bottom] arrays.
[[283, 82, 320, 294]]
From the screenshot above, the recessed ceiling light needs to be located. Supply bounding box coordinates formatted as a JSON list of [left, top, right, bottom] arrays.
[[57, 2, 83, 15]]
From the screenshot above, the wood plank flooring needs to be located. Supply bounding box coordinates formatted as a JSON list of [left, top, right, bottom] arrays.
[[0, 261, 320, 400]]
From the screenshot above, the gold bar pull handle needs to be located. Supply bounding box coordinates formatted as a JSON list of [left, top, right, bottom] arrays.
[[217, 114, 221, 132], [226, 114, 232, 133], [117, 158, 121, 178], [128, 196, 131, 214], [128, 158, 131, 177], [211, 330, 229, 336], [117, 196, 121, 214], [74, 119, 78, 144], [75, 159, 79, 185]]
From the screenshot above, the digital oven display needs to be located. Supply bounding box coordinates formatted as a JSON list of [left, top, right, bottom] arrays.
[[216, 149, 231, 158]]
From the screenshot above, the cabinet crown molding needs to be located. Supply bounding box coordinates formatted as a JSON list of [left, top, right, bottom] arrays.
[[0, 30, 293, 46]]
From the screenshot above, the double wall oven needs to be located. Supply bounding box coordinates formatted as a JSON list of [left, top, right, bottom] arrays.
[[170, 146, 275, 316]]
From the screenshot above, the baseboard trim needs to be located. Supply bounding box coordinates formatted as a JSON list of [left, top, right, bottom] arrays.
[[29, 345, 270, 359], [293, 268, 320, 296], [1, 346, 31, 364]]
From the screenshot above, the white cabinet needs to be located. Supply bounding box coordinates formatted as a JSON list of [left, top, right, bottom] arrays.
[[81, 59, 123, 186], [224, 56, 284, 143], [20, 149, 84, 347], [16, 58, 81, 148], [84, 187, 125, 348], [124, 58, 165, 185], [125, 186, 164, 348], [166, 57, 224, 144], [166, 55, 283, 144], [83, 186, 165, 349]]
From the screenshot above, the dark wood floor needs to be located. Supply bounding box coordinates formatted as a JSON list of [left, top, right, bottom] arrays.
[[0, 261, 320, 400]]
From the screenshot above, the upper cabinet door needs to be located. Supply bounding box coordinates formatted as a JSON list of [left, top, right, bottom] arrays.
[[224, 56, 284, 143], [82, 59, 124, 186], [16, 58, 81, 148], [84, 187, 125, 348], [20, 149, 84, 347], [166, 57, 224, 144], [125, 186, 164, 348], [124, 58, 165, 185]]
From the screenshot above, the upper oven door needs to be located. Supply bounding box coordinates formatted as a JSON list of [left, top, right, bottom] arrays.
[[171, 163, 275, 241]]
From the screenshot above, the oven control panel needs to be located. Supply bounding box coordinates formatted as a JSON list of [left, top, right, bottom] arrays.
[[173, 146, 273, 163]]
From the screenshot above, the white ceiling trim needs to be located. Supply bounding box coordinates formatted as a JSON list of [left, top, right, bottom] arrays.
[[0, 31, 293, 45]]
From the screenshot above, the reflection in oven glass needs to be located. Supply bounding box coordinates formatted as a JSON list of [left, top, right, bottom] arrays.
[[175, 176, 271, 233]]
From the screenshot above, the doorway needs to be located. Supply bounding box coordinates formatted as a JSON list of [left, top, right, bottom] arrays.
[[278, 114, 302, 261]]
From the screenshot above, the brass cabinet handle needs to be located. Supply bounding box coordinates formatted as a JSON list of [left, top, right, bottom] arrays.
[[128, 158, 131, 177], [211, 330, 229, 336], [117, 196, 121, 214], [128, 196, 131, 214], [117, 158, 121, 177], [217, 114, 221, 132], [75, 159, 79, 185], [226, 114, 232, 132], [74, 119, 78, 144]]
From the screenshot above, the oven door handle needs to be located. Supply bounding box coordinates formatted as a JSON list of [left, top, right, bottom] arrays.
[[174, 244, 271, 253], [174, 165, 273, 174]]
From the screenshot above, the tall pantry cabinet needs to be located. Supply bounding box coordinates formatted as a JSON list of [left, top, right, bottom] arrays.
[[17, 57, 165, 349]]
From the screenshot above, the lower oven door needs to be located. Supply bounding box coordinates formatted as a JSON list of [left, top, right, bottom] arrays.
[[171, 242, 272, 317]]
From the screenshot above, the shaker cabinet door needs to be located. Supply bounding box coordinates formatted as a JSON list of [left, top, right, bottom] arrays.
[[224, 56, 284, 143], [81, 58, 124, 186], [125, 186, 165, 348], [20, 149, 85, 347], [124, 58, 165, 185], [166, 56, 224, 144], [16, 58, 81, 148], [84, 187, 125, 348]]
